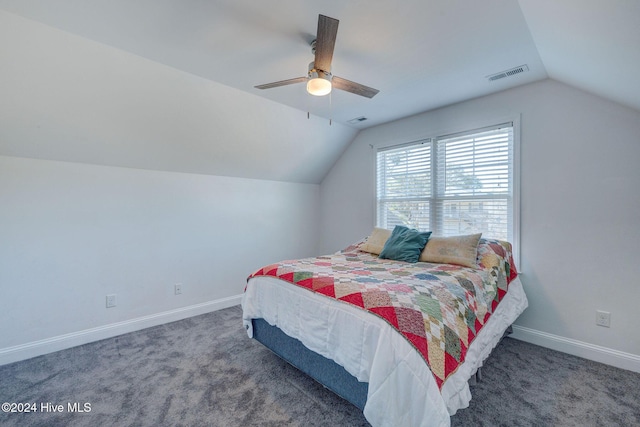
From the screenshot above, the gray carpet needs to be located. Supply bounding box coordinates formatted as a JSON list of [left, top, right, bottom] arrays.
[[1, 306, 638, 427]]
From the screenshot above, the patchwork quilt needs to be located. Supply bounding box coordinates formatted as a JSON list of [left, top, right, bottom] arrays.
[[248, 238, 517, 389]]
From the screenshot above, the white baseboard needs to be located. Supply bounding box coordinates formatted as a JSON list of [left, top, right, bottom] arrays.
[[511, 325, 640, 373], [6, 304, 638, 374], [0, 294, 243, 367]]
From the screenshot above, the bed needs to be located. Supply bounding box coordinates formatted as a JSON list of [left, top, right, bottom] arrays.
[[242, 230, 528, 427]]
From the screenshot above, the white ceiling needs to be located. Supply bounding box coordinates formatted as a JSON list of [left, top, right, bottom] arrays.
[[4, 0, 637, 130], [0, 0, 638, 184]]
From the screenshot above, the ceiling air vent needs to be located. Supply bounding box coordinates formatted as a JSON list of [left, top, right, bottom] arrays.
[[487, 64, 529, 82], [348, 116, 368, 124]]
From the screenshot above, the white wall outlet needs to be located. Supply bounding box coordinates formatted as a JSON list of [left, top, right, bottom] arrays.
[[106, 294, 117, 308], [174, 283, 182, 295], [596, 310, 611, 327]]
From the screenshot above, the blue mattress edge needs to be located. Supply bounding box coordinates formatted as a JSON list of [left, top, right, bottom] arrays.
[[251, 318, 369, 411]]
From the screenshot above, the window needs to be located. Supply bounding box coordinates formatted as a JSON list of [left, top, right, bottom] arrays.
[[376, 122, 517, 245]]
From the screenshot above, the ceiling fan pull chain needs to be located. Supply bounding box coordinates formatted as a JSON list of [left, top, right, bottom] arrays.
[[329, 91, 332, 126]]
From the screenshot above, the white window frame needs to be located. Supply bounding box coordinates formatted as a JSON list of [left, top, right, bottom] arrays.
[[374, 118, 521, 265]]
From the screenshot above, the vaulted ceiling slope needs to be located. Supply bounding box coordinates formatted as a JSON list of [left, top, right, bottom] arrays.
[[0, 10, 357, 184], [1, 1, 638, 183]]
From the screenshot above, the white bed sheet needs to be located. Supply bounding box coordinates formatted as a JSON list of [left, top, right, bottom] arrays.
[[242, 275, 528, 427]]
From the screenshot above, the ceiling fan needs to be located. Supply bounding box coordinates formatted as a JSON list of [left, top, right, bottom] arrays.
[[255, 14, 379, 99]]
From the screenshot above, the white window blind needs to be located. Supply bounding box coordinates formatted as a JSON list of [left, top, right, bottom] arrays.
[[377, 140, 432, 231], [377, 123, 515, 243]]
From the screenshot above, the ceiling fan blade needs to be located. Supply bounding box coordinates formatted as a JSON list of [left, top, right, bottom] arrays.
[[314, 15, 339, 72], [332, 76, 380, 98], [254, 77, 308, 90]]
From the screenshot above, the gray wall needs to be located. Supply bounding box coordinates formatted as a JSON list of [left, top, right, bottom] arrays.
[[0, 156, 320, 361], [319, 79, 640, 365], [0, 10, 333, 364]]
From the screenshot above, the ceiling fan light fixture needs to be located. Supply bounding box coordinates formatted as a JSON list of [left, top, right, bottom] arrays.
[[307, 77, 332, 96], [307, 62, 332, 96]]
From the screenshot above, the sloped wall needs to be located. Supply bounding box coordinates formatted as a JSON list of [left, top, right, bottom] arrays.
[[0, 10, 357, 185]]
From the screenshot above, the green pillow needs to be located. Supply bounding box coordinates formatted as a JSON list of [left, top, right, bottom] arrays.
[[379, 225, 431, 263]]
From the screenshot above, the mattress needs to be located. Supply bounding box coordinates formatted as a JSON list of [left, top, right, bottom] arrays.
[[242, 274, 528, 427]]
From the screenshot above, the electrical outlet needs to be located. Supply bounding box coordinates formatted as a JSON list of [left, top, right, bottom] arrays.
[[596, 310, 611, 328], [174, 283, 182, 295], [106, 294, 117, 308]]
